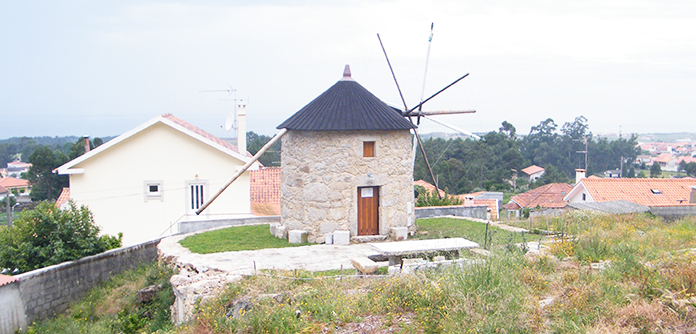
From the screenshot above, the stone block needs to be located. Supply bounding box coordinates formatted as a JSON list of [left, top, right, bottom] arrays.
[[391, 227, 408, 241], [365, 250, 388, 262], [288, 230, 308, 244], [271, 225, 287, 239], [324, 233, 333, 245], [351, 257, 378, 274], [333, 230, 350, 245]]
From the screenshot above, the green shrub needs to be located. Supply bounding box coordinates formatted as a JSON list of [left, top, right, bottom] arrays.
[[0, 201, 122, 274]]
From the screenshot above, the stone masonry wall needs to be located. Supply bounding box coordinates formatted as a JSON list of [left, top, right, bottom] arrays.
[[281, 130, 415, 242], [8, 239, 160, 329]]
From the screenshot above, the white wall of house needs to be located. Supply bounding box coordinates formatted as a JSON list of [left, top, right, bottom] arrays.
[[67, 123, 251, 246], [565, 184, 593, 203], [527, 171, 544, 182]]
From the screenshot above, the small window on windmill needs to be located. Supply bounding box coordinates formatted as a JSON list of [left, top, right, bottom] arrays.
[[363, 141, 375, 157]]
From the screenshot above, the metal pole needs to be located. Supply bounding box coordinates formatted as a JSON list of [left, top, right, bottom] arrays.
[[5, 194, 10, 227], [195, 129, 288, 215]]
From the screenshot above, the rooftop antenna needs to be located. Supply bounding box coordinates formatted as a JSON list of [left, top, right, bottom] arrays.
[[199, 86, 240, 132]]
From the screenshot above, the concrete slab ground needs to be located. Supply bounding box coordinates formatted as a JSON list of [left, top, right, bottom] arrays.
[[158, 233, 374, 276]]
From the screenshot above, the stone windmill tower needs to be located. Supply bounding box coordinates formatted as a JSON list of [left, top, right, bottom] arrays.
[[277, 65, 417, 243]]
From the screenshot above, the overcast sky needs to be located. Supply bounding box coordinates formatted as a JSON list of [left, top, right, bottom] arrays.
[[1, 0, 694, 141]]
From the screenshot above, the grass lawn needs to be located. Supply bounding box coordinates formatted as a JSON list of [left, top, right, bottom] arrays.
[[413, 217, 533, 247], [179, 224, 310, 254]]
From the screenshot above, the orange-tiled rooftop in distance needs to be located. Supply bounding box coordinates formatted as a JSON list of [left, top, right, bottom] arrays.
[[510, 183, 573, 209], [580, 178, 696, 206], [521, 165, 544, 176]]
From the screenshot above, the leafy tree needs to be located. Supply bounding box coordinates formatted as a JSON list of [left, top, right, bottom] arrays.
[[681, 162, 696, 177], [26, 146, 69, 201], [531, 165, 569, 186], [0, 201, 122, 274], [246, 131, 281, 167], [0, 142, 19, 166], [415, 189, 462, 207], [628, 168, 635, 178], [650, 163, 662, 177]]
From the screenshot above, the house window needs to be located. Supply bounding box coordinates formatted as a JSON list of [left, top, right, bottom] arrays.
[[187, 181, 208, 213], [144, 181, 163, 202], [651, 189, 662, 195], [363, 141, 375, 157], [582, 193, 586, 201]]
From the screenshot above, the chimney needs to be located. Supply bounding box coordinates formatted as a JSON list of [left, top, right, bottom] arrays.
[[237, 103, 247, 154], [575, 169, 586, 184], [691, 186, 696, 204], [464, 196, 474, 206], [83, 135, 90, 153]]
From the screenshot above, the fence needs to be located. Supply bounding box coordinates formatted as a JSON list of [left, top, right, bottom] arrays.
[[0, 238, 161, 334]]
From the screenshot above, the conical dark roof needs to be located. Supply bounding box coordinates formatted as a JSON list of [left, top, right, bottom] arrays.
[[277, 66, 416, 131]]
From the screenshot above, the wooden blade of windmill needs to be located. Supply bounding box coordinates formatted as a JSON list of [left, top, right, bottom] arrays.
[[377, 32, 443, 199], [411, 110, 476, 116], [405, 73, 470, 116]]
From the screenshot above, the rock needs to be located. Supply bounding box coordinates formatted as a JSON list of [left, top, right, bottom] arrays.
[[333, 230, 350, 245], [365, 251, 388, 262], [390, 227, 408, 241], [226, 298, 253, 319], [288, 230, 308, 244], [351, 257, 378, 274], [137, 285, 161, 303]]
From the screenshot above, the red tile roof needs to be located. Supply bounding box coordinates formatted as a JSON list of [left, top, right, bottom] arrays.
[[0, 177, 29, 188], [653, 153, 674, 163], [0, 274, 17, 287], [577, 178, 696, 206], [56, 187, 71, 209], [162, 113, 252, 158], [521, 165, 544, 176], [510, 183, 573, 209], [414, 180, 445, 197], [250, 167, 280, 204], [0, 185, 7, 194]]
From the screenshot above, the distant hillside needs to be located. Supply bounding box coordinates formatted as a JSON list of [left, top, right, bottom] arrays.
[[418, 132, 487, 140], [421, 131, 696, 143]]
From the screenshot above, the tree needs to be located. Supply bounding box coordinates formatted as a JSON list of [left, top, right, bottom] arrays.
[[246, 131, 281, 167], [0, 201, 122, 274], [68, 137, 103, 160], [650, 163, 662, 178], [498, 121, 517, 139], [26, 146, 69, 201], [532, 165, 569, 186]]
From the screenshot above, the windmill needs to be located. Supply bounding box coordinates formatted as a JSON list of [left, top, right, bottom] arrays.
[[195, 26, 479, 215], [377, 23, 480, 199]]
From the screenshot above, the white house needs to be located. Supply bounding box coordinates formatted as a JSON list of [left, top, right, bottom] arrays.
[[521, 165, 545, 182], [56, 114, 257, 246]]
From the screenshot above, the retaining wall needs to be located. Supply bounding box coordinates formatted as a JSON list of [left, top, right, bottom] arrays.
[[415, 205, 488, 220], [650, 205, 696, 221], [0, 238, 161, 334], [178, 215, 280, 234]]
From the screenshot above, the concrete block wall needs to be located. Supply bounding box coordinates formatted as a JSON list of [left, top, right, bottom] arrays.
[[650, 205, 696, 221], [178, 215, 280, 234], [415, 205, 488, 220], [0, 238, 160, 334]]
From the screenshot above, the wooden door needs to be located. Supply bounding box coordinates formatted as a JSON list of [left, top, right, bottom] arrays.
[[358, 186, 379, 235]]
